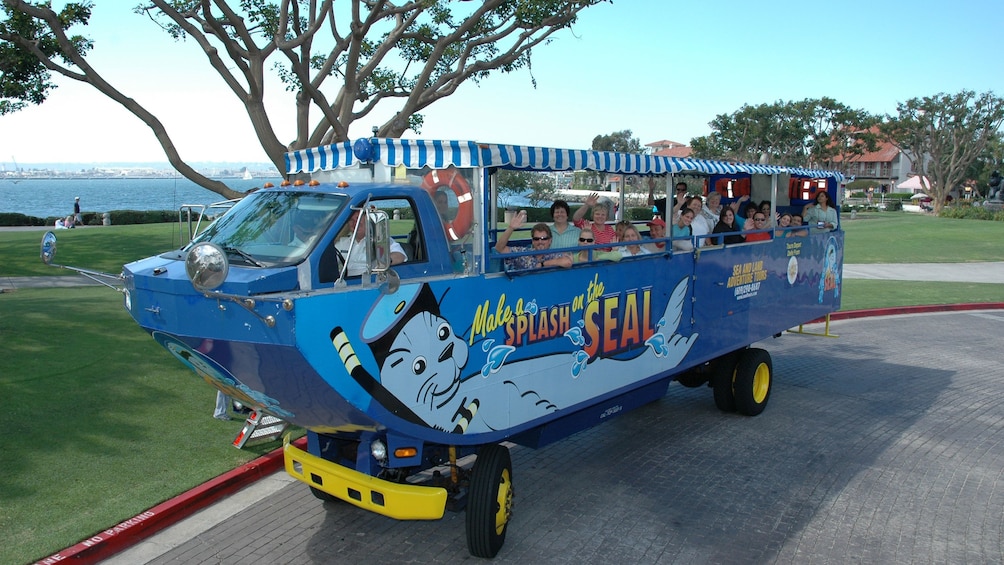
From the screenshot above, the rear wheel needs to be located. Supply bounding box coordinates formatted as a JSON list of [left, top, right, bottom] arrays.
[[733, 348, 772, 416], [466, 444, 514, 558], [712, 353, 738, 412]]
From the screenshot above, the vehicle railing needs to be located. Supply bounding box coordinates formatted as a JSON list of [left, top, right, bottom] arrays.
[[177, 199, 241, 247]]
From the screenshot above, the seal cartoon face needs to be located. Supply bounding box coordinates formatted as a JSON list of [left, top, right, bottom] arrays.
[[379, 310, 469, 415]]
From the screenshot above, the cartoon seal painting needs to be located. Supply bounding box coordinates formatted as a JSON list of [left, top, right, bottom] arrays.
[[331, 278, 698, 434]]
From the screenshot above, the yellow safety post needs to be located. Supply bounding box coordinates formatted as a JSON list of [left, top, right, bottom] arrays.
[[787, 313, 839, 338]]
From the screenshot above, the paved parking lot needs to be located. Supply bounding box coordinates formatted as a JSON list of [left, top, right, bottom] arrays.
[[106, 310, 1004, 564]]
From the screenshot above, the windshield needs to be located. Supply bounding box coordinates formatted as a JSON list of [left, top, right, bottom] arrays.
[[191, 190, 346, 267]]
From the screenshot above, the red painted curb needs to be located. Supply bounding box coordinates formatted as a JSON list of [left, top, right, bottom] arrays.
[[33, 302, 1004, 564], [810, 302, 1004, 323], [33, 437, 306, 565]]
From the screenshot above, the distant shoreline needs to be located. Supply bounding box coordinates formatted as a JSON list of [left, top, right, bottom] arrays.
[[3, 175, 270, 181]]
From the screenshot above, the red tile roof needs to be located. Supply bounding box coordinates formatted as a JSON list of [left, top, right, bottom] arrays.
[[646, 139, 689, 149], [652, 146, 694, 158], [842, 140, 900, 163], [830, 127, 901, 164]]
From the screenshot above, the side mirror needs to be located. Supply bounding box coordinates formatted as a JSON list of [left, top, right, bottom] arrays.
[[366, 208, 392, 273], [40, 231, 58, 265]]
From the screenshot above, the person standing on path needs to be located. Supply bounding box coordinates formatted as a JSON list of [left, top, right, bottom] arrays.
[[73, 197, 82, 225]]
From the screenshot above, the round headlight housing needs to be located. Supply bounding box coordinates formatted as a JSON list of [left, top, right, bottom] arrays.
[[370, 439, 388, 464], [185, 242, 229, 292]]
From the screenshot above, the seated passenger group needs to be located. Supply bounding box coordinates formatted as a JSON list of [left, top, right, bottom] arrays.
[[496, 189, 830, 270]]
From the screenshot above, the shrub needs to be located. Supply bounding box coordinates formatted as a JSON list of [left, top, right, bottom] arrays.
[[939, 203, 1004, 221], [107, 210, 177, 225], [0, 212, 47, 226]]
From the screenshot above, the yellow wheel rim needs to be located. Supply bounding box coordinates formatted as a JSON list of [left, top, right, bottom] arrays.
[[494, 468, 513, 535], [752, 362, 770, 403]]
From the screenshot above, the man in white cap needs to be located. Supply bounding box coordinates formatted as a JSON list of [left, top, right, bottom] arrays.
[[73, 196, 82, 225]]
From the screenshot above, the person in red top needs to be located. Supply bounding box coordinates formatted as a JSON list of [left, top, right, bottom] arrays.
[[572, 192, 616, 248], [743, 212, 772, 242]]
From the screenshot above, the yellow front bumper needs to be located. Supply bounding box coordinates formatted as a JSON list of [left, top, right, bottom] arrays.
[[284, 437, 447, 520]]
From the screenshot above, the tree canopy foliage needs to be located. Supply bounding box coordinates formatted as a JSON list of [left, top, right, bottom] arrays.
[[497, 169, 555, 208], [689, 97, 878, 169], [0, 1, 91, 115], [0, 0, 606, 198], [591, 129, 641, 153], [588, 128, 640, 187], [880, 90, 1004, 213]]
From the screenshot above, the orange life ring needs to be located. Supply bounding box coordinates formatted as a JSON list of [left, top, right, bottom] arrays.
[[422, 167, 473, 241]]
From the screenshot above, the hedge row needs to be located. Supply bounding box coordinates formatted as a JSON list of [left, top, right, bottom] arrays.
[[939, 203, 1004, 221], [0, 210, 178, 227]]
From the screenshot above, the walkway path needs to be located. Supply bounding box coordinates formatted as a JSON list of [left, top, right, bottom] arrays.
[[842, 262, 1004, 283]]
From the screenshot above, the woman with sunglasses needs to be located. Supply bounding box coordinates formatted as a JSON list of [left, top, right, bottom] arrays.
[[572, 229, 621, 263]]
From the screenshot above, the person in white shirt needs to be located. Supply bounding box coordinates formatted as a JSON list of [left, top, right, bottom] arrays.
[[618, 224, 651, 257], [335, 209, 407, 276], [686, 197, 714, 247]]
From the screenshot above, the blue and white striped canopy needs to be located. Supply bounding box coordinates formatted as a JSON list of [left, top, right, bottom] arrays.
[[285, 138, 844, 181]]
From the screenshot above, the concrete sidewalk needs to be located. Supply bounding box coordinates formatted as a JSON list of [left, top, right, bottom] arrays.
[[1, 275, 103, 291], [842, 262, 1004, 283]]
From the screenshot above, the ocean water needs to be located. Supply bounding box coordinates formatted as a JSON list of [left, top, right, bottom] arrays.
[[2, 176, 538, 219], [0, 176, 284, 219]]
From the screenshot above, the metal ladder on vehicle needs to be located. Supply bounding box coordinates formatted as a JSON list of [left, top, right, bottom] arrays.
[[233, 410, 290, 449]]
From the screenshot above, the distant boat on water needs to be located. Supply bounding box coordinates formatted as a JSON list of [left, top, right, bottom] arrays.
[[242, 167, 253, 180]]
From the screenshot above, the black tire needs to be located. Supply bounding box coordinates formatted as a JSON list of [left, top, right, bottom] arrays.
[[712, 353, 738, 412], [676, 370, 707, 388], [466, 444, 514, 558], [309, 486, 339, 503], [733, 348, 772, 416]]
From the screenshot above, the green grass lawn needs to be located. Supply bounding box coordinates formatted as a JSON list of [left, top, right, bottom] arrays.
[[0, 288, 292, 564], [1, 213, 1001, 563], [840, 211, 1004, 262]]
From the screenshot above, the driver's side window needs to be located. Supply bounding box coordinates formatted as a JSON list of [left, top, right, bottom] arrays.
[[318, 198, 425, 283]]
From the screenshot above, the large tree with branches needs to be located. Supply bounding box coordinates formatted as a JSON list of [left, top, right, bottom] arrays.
[[880, 90, 1004, 213], [0, 0, 605, 199]]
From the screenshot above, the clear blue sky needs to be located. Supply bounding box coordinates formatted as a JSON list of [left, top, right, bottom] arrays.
[[2, 0, 1002, 165]]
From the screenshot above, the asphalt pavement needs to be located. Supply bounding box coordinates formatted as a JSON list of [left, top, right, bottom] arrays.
[[95, 308, 1004, 564]]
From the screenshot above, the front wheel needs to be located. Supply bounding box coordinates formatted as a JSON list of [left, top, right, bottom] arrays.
[[733, 348, 772, 416], [466, 444, 514, 558], [309, 486, 339, 503]]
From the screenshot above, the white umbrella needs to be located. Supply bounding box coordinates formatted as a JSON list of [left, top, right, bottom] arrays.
[[896, 176, 931, 191], [909, 193, 931, 200]]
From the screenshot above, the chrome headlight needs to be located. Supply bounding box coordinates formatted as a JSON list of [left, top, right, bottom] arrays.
[[185, 242, 229, 292]]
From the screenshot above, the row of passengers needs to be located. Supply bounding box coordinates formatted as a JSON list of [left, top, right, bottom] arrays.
[[678, 196, 825, 249], [495, 211, 655, 270], [672, 207, 810, 252], [736, 192, 838, 232]]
